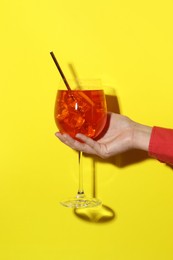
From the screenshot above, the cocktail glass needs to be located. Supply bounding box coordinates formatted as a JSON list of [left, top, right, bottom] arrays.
[[54, 83, 107, 208]]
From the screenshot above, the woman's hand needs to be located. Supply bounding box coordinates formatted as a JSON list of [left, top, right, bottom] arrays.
[[55, 112, 152, 159]]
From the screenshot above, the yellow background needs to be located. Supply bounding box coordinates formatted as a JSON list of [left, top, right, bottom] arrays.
[[1, 0, 173, 259]]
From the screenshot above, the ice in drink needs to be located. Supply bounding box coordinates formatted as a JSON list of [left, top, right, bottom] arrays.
[[55, 90, 107, 139]]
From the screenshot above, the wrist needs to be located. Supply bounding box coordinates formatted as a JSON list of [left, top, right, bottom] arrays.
[[132, 122, 152, 151]]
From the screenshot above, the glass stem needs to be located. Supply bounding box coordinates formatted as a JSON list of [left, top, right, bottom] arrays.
[[77, 151, 84, 197]]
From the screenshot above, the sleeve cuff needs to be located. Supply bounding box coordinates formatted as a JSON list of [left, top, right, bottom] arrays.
[[149, 126, 173, 165]]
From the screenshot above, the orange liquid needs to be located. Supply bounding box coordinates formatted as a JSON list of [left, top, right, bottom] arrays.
[[55, 90, 107, 139]]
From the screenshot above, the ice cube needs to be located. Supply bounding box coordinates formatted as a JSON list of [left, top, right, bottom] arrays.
[[71, 113, 85, 128], [85, 125, 96, 138], [56, 104, 69, 121]]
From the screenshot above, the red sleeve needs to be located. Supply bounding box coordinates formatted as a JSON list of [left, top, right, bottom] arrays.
[[149, 126, 173, 165]]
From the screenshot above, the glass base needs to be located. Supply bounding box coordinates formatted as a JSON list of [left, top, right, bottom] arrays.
[[60, 195, 102, 209]]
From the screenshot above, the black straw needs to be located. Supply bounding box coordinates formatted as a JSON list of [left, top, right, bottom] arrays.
[[68, 63, 81, 89], [50, 51, 71, 90]]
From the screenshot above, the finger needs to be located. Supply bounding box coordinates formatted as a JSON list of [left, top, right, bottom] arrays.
[[55, 132, 94, 154], [75, 134, 102, 154], [58, 133, 100, 155], [55, 132, 67, 143], [65, 135, 98, 155]]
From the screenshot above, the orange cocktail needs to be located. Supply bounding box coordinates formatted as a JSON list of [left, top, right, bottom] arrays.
[[55, 90, 107, 139]]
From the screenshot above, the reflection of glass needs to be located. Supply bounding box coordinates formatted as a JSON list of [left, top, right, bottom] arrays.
[[74, 205, 115, 223], [54, 85, 107, 208]]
